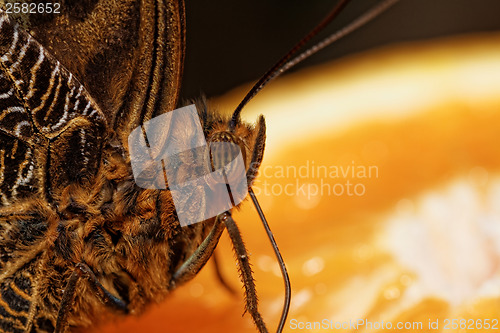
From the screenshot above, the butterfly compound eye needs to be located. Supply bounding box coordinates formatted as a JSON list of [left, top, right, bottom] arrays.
[[209, 132, 247, 169]]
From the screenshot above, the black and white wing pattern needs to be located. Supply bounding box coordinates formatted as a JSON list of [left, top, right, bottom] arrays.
[[0, 10, 107, 205]]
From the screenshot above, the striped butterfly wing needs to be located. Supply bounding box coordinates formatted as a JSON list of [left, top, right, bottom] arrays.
[[0, 1, 186, 331], [0, 10, 107, 332], [1, 0, 186, 200], [19, 0, 186, 141], [0, 10, 107, 205]]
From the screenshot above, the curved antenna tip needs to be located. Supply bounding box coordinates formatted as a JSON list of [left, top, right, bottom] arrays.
[[249, 187, 291, 333]]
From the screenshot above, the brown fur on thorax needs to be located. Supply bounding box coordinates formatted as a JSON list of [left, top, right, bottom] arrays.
[[24, 99, 266, 329], [37, 146, 205, 328]]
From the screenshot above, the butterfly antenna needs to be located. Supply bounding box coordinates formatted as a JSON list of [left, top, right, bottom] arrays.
[[229, 0, 400, 131], [248, 187, 291, 333]]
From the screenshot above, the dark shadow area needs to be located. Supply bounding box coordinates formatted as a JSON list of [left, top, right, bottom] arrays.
[[181, 0, 500, 100]]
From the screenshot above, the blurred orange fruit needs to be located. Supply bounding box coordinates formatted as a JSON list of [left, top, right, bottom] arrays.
[[94, 33, 500, 333]]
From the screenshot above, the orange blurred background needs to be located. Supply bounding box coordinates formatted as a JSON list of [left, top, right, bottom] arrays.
[[93, 33, 500, 332]]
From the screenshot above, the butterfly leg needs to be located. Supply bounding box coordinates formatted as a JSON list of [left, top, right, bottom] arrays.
[[223, 213, 269, 333], [55, 262, 128, 333], [170, 213, 226, 288], [170, 212, 268, 332]]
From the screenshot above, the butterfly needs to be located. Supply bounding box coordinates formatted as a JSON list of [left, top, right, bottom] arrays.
[[0, 0, 399, 332]]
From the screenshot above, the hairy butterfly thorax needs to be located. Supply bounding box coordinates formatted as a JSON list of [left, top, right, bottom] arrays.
[[0, 36, 264, 326], [0, 0, 401, 332]]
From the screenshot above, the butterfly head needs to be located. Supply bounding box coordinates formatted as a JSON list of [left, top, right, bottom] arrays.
[[196, 99, 266, 188]]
